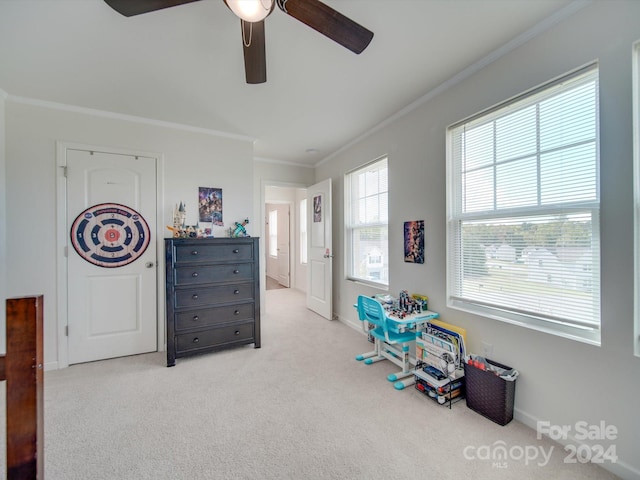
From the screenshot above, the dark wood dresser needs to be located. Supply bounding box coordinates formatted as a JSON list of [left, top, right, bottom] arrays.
[[165, 237, 260, 366]]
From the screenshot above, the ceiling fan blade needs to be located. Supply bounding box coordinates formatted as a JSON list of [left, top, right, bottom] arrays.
[[104, 0, 200, 17], [241, 20, 267, 84], [276, 0, 373, 54]]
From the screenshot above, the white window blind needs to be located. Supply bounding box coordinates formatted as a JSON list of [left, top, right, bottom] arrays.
[[268, 209, 277, 257], [447, 64, 600, 344], [346, 157, 389, 286], [300, 198, 308, 264]]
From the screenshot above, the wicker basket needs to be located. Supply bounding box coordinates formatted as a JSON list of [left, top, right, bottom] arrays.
[[464, 359, 516, 426]]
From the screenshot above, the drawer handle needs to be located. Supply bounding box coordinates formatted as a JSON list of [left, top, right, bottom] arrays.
[[233, 249, 239, 254], [191, 250, 198, 256], [192, 272, 199, 278], [234, 289, 240, 295], [233, 269, 239, 274], [192, 315, 199, 321], [234, 331, 240, 336], [234, 310, 240, 315], [192, 294, 199, 300], [193, 337, 200, 343]]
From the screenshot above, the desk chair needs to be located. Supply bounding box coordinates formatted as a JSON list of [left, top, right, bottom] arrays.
[[355, 295, 417, 389]]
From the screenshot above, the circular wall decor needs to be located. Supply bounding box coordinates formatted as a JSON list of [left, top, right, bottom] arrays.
[[70, 203, 151, 268]]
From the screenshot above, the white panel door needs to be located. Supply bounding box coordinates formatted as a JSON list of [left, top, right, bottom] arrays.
[[307, 178, 332, 319], [66, 149, 157, 364]]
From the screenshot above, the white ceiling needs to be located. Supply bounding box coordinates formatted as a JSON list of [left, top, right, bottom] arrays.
[[0, 0, 575, 166]]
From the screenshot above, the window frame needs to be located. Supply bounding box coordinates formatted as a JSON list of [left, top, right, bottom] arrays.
[[345, 156, 389, 288], [446, 63, 601, 345]]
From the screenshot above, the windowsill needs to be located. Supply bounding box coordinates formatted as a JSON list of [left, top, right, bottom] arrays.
[[346, 277, 389, 291], [448, 298, 601, 347]]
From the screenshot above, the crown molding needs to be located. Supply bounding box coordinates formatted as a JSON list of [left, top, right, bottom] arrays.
[[254, 156, 314, 168], [315, 0, 591, 168], [5, 94, 255, 143]]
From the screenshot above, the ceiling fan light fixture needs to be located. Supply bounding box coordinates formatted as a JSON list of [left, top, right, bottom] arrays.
[[224, 0, 274, 23]]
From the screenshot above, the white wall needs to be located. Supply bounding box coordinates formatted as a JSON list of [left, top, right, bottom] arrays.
[[5, 100, 254, 369], [0, 89, 6, 354], [316, 3, 640, 478]]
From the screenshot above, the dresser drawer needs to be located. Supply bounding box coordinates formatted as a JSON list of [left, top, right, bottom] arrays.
[[176, 322, 254, 353], [174, 243, 253, 264], [174, 263, 253, 286], [175, 283, 254, 307], [175, 303, 254, 331]]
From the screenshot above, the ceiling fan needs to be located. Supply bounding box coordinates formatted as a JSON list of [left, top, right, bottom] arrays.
[[103, 0, 374, 84]]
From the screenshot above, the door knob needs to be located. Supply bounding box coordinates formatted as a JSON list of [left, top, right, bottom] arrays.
[[145, 262, 155, 268]]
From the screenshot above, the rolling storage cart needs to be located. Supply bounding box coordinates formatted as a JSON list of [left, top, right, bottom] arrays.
[[413, 362, 465, 409]]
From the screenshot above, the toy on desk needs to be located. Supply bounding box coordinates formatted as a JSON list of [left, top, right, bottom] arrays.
[[230, 218, 250, 238], [384, 290, 429, 319], [411, 293, 428, 311]]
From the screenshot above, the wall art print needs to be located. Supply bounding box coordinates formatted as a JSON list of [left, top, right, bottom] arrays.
[[199, 187, 223, 225], [404, 220, 424, 264], [313, 194, 322, 223]]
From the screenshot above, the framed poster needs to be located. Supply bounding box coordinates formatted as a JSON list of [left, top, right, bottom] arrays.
[[313, 194, 322, 223], [312, 193, 324, 247], [198, 187, 223, 225], [404, 220, 424, 264]]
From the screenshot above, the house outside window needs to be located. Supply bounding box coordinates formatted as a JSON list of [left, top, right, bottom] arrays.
[[447, 64, 600, 345], [345, 157, 389, 286]]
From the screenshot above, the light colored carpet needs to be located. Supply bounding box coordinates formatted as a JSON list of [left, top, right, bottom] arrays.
[[265, 276, 286, 290], [1, 288, 618, 479]]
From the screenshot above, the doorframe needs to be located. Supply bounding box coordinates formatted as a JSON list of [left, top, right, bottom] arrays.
[[55, 141, 165, 369], [260, 180, 307, 311], [265, 202, 292, 286]]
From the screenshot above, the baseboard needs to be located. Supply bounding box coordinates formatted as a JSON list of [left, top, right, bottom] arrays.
[[515, 408, 639, 480], [338, 315, 362, 334]]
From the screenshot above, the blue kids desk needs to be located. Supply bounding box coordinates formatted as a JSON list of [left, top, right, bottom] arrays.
[[356, 299, 439, 390]]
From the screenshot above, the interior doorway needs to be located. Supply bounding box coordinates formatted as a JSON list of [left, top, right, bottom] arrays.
[[265, 203, 290, 289], [263, 184, 308, 293]]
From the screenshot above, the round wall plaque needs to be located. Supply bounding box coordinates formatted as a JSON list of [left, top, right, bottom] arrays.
[[70, 203, 151, 268]]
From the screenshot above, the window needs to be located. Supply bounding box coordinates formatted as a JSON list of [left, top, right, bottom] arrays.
[[268, 209, 277, 257], [346, 157, 389, 286], [447, 64, 600, 344], [300, 198, 308, 264]]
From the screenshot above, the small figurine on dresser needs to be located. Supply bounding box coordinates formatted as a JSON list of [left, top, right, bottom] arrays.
[[230, 218, 250, 237]]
